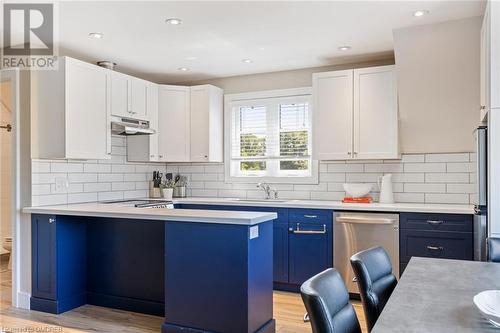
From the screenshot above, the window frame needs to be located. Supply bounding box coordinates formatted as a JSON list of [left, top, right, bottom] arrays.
[[224, 87, 319, 184]]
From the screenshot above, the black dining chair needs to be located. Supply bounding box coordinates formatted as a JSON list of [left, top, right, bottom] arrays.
[[488, 237, 500, 262], [300, 268, 362, 333], [350, 247, 397, 332]]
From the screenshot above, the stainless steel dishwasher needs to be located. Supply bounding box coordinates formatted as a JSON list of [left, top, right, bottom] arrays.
[[334, 212, 399, 294]]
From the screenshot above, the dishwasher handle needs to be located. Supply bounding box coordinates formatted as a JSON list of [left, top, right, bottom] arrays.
[[335, 216, 397, 225]]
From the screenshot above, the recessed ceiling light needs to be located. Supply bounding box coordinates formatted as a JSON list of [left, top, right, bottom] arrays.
[[89, 32, 103, 39], [177, 67, 189, 71], [338, 46, 351, 51], [185, 56, 198, 61], [242, 59, 253, 63], [165, 18, 182, 25], [413, 10, 429, 17]]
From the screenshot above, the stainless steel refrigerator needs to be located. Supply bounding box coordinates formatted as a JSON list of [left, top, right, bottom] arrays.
[[474, 126, 488, 261]]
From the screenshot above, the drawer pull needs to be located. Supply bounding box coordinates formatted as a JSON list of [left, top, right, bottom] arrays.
[[303, 215, 318, 219], [290, 223, 327, 234], [426, 220, 444, 225], [426, 245, 444, 251]]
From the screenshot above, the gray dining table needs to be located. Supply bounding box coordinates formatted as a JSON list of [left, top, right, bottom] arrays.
[[371, 257, 500, 333]]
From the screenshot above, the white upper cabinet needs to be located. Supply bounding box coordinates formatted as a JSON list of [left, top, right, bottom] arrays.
[[158, 85, 191, 162], [313, 70, 353, 160], [127, 82, 159, 162], [110, 71, 129, 118], [313, 65, 399, 160], [353, 66, 399, 159], [130, 78, 147, 119], [111, 72, 148, 120], [190, 85, 224, 162], [31, 57, 111, 160]]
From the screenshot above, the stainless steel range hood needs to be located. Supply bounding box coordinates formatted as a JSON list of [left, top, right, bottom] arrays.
[[111, 116, 155, 135]]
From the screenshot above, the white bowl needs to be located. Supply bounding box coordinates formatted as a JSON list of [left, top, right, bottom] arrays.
[[473, 290, 500, 328], [343, 183, 373, 198]]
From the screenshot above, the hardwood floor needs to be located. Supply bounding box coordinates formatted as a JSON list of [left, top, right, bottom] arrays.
[[0, 259, 367, 332]]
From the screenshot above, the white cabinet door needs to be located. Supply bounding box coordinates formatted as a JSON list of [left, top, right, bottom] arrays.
[[353, 65, 399, 159], [312, 70, 353, 160], [158, 85, 191, 162], [130, 77, 147, 119], [147, 83, 159, 161], [65, 58, 111, 160], [110, 71, 129, 117], [190, 85, 223, 162]]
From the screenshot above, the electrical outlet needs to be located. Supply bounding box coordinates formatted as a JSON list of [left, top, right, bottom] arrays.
[[54, 177, 69, 193]]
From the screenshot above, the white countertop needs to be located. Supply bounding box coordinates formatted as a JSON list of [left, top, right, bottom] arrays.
[[173, 197, 475, 215], [22, 203, 277, 226]]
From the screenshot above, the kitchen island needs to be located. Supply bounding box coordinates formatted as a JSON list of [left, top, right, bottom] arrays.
[[24, 203, 278, 333]]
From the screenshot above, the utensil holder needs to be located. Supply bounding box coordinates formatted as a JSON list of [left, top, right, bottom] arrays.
[[149, 181, 163, 198], [173, 186, 187, 198]]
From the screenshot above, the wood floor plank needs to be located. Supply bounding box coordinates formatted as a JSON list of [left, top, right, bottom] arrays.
[[0, 261, 367, 332]]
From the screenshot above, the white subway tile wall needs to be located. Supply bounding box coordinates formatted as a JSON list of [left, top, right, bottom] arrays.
[[166, 152, 477, 204], [31, 141, 477, 206], [31, 136, 166, 206]]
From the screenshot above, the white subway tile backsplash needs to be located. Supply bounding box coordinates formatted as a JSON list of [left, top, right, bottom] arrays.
[[32, 184, 51, 196], [401, 154, 425, 163], [425, 153, 470, 162], [68, 173, 98, 183], [112, 182, 136, 191], [123, 190, 148, 199], [84, 163, 112, 173], [98, 173, 124, 182], [446, 183, 476, 194], [425, 173, 470, 183], [68, 192, 97, 204], [327, 163, 363, 173], [84, 183, 112, 192], [404, 163, 446, 173], [404, 183, 446, 193], [364, 163, 403, 173], [425, 193, 469, 204], [33, 147, 476, 206], [446, 162, 476, 173], [98, 191, 124, 201]]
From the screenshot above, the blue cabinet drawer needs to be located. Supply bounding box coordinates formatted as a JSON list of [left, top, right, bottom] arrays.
[[289, 209, 332, 224], [400, 213, 472, 232], [400, 229, 473, 262]]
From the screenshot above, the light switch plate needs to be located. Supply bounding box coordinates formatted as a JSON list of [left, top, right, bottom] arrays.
[[54, 177, 69, 193], [249, 225, 259, 239]]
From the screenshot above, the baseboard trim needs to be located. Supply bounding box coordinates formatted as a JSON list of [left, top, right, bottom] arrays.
[[87, 292, 164, 316], [16, 291, 31, 309]]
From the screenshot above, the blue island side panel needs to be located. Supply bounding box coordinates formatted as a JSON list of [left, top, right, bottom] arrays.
[[163, 220, 275, 333]]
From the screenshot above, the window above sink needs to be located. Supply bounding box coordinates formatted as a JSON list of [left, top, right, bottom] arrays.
[[225, 88, 319, 184]]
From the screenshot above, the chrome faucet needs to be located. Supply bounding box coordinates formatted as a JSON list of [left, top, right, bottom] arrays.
[[257, 182, 278, 200]]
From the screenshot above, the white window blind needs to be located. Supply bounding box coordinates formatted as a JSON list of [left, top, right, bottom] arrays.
[[227, 90, 317, 182]]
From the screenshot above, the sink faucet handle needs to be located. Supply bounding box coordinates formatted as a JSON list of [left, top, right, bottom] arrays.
[[270, 188, 279, 199]]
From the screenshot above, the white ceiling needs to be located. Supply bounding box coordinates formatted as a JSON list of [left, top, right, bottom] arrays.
[[57, 1, 485, 83]]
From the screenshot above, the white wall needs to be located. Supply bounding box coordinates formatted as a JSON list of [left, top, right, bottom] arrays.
[[186, 55, 394, 94], [0, 81, 12, 252], [393, 17, 482, 153]]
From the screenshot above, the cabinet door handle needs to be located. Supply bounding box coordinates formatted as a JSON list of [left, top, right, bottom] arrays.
[[303, 215, 318, 219], [426, 245, 444, 251], [48, 218, 55, 224], [480, 105, 486, 110], [426, 220, 444, 225], [290, 223, 327, 234]]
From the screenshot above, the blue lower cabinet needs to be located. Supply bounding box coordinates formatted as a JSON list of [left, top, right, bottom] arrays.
[[176, 204, 333, 290], [31, 214, 87, 314], [273, 222, 289, 283], [399, 213, 473, 274]]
